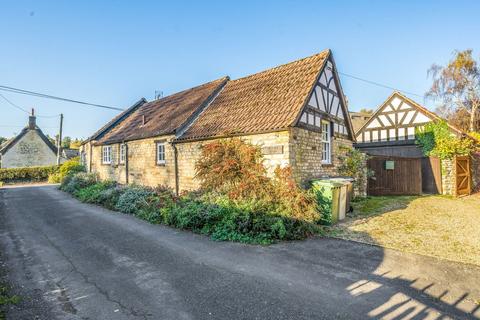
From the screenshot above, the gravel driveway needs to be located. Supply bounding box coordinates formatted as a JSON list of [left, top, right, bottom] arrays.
[[1, 185, 479, 319]]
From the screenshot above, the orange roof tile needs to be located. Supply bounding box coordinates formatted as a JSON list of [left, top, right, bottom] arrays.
[[176, 50, 330, 141]]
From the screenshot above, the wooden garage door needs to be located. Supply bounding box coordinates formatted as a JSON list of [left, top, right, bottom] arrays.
[[421, 157, 442, 194], [455, 156, 471, 196], [368, 156, 422, 195]]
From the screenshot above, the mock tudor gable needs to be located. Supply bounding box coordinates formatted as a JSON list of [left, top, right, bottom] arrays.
[[297, 58, 352, 139]]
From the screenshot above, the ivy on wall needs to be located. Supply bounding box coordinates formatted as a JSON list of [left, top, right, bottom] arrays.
[[415, 121, 475, 159]]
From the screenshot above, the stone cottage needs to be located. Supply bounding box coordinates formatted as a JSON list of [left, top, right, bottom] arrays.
[[81, 50, 356, 193], [0, 111, 60, 168]]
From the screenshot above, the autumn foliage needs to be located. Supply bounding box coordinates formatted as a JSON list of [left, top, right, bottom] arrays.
[[195, 138, 320, 222]]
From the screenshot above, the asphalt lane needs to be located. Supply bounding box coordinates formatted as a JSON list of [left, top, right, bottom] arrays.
[[1, 185, 479, 319]]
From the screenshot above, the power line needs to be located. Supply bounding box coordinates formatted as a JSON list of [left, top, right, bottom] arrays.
[[0, 84, 123, 111], [337, 71, 424, 99], [0, 92, 60, 118], [0, 93, 30, 114]]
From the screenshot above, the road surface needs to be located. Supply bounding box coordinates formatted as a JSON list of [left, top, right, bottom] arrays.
[[1, 185, 479, 319]]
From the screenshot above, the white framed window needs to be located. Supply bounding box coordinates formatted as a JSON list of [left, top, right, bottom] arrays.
[[80, 151, 86, 166], [119, 144, 126, 164], [321, 121, 331, 164], [102, 146, 112, 164], [156, 142, 166, 165]]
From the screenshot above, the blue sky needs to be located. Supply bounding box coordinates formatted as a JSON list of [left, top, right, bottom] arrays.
[[1, 0, 479, 139]]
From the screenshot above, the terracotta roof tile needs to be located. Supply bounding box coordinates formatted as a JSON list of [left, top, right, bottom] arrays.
[[176, 50, 330, 141], [97, 77, 228, 144]]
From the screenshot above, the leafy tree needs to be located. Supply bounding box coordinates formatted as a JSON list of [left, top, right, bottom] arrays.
[[0, 136, 7, 146], [70, 138, 84, 149], [427, 50, 480, 132], [62, 136, 72, 149]]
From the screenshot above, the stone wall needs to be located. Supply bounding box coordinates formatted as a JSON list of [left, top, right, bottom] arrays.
[[441, 158, 455, 196], [471, 152, 480, 193], [175, 131, 291, 192], [1, 130, 58, 168], [88, 135, 177, 189], [289, 127, 353, 187], [85, 128, 352, 193]]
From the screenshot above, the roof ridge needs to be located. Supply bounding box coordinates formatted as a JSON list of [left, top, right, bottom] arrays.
[[230, 49, 330, 83], [147, 76, 230, 105]]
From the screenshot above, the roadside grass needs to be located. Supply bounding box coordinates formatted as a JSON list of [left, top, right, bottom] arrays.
[[0, 259, 21, 320], [327, 194, 480, 266], [0, 285, 21, 319]]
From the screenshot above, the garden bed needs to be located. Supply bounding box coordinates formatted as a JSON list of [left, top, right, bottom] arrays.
[[60, 173, 321, 244]]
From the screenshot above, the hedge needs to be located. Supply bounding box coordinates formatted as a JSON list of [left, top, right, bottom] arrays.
[[0, 165, 59, 184]]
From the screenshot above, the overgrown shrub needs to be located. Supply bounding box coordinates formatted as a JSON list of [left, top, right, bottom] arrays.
[[75, 180, 120, 209], [167, 192, 318, 244], [195, 138, 321, 222], [0, 165, 59, 184], [48, 157, 85, 183], [195, 138, 270, 199], [60, 172, 98, 194], [60, 172, 319, 244], [115, 185, 156, 214], [337, 146, 372, 197]]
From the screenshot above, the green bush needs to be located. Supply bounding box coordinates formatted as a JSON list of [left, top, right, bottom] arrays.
[[115, 185, 156, 214], [60, 172, 98, 194], [48, 157, 85, 183], [75, 180, 119, 208], [0, 165, 59, 184], [61, 171, 320, 244]]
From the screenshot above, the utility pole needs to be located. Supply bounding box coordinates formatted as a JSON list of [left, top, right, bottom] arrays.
[[56, 113, 63, 165]]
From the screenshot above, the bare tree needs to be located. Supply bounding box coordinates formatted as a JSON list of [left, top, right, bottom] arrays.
[[427, 50, 480, 132]]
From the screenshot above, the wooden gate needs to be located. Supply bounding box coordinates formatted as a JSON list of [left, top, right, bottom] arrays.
[[368, 156, 422, 195], [455, 156, 471, 196], [421, 157, 442, 194]]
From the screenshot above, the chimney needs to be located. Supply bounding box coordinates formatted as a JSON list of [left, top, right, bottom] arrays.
[[28, 108, 36, 129]]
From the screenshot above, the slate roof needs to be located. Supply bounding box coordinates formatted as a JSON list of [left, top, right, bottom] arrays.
[[97, 77, 229, 144], [176, 50, 330, 141]]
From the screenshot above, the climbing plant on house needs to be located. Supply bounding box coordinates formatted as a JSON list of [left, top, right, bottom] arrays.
[[416, 120, 475, 159], [337, 146, 372, 196]]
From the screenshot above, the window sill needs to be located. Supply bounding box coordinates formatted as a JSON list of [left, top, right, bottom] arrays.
[[156, 163, 166, 167], [321, 163, 334, 167]]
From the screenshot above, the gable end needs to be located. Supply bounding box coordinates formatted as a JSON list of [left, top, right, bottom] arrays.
[[295, 54, 354, 140]]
